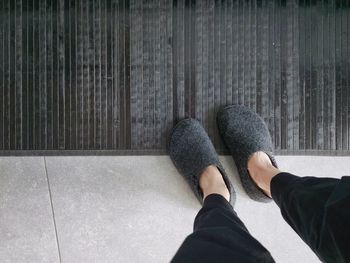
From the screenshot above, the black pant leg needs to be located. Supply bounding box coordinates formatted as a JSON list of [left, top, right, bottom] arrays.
[[271, 172, 350, 263], [171, 194, 275, 263]]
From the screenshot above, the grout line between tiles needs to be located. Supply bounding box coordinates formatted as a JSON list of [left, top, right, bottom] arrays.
[[43, 156, 63, 263]]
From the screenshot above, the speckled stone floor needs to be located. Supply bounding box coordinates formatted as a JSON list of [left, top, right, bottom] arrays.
[[1, 155, 349, 263]]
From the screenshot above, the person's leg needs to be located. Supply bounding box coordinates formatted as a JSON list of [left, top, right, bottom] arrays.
[[171, 165, 275, 263], [249, 151, 350, 263], [169, 119, 275, 263], [217, 105, 350, 262]]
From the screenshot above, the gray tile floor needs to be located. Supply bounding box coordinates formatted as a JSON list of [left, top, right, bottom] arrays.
[[1, 156, 349, 263]]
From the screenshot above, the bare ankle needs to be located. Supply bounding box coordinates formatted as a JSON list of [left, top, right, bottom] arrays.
[[247, 152, 281, 197], [199, 165, 230, 202]]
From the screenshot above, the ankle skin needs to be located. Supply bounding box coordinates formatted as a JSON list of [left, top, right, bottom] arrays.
[[247, 152, 281, 198], [199, 166, 230, 202]]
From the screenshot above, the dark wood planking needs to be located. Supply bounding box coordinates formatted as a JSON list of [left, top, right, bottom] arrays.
[[15, 0, 22, 150], [141, 0, 150, 149], [164, 0, 174, 147], [207, 0, 215, 141], [184, 0, 190, 119], [165, 0, 174, 146], [329, 0, 337, 150], [0, 8, 2, 151], [344, 0, 349, 150], [81, 0, 89, 149], [88, 0, 95, 149], [100, 0, 105, 149], [64, 0, 76, 149], [172, 0, 178, 125], [340, 1, 349, 150], [256, 0, 263, 116], [310, 1, 318, 150], [292, 0, 300, 151], [280, 0, 287, 150], [76, 0, 82, 149], [0, 0, 4, 150], [195, 0, 203, 125], [298, 1, 306, 150], [321, 0, 327, 151], [252, 0, 258, 112], [259, 0, 269, 122], [27, 0, 34, 150], [190, 0, 196, 119], [304, 0, 311, 151], [124, 0, 131, 149], [286, 0, 294, 150], [316, 0, 324, 150], [51, 0, 58, 150], [130, 0, 140, 149], [347, 0, 350, 151], [58, 0, 65, 150], [112, 0, 120, 149], [243, 0, 249, 108], [267, 0, 276, 149], [148, 0, 155, 148], [232, 0, 238, 105], [212, 0, 220, 147], [275, 0, 281, 151], [20, 0, 27, 150], [69, 0, 77, 150], [225, 0, 233, 107], [106, 0, 113, 149], [104, 0, 110, 150], [117, 0, 131, 149], [154, 0, 162, 148], [64, 0, 71, 150], [335, 1, 343, 150], [177, 0, 185, 121], [158, 0, 165, 147], [237, 0, 244, 106], [9, 0, 15, 150], [0, 0, 350, 155], [200, 0, 209, 132]]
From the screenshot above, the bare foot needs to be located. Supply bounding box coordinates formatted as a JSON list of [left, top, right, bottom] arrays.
[[199, 165, 230, 202], [247, 151, 281, 198]]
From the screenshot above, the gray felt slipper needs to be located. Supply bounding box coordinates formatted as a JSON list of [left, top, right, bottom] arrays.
[[217, 105, 278, 203], [168, 118, 236, 206]]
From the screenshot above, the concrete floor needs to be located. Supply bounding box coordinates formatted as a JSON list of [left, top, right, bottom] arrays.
[[1, 156, 349, 263]]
